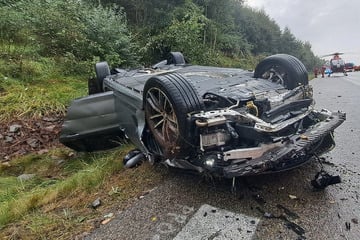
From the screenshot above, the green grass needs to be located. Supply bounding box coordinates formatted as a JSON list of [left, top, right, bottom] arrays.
[[0, 75, 87, 121], [0, 148, 116, 224], [0, 146, 166, 239], [0, 47, 91, 121]]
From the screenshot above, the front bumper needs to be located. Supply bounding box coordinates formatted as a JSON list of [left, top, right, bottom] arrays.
[[222, 111, 346, 177]]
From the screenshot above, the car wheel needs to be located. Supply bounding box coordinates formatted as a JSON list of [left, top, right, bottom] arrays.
[[143, 73, 203, 158], [88, 77, 100, 95], [167, 52, 186, 65], [254, 54, 308, 90], [89, 61, 110, 94]]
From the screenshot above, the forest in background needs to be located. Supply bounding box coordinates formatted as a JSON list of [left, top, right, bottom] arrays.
[[0, 0, 323, 81]]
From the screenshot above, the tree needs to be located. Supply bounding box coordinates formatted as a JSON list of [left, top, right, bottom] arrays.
[[145, 0, 208, 63], [234, 7, 281, 55]]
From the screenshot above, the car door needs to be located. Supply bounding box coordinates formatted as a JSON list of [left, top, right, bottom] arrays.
[[59, 91, 125, 152]]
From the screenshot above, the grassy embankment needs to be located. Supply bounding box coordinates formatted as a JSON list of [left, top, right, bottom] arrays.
[[0, 54, 166, 239]]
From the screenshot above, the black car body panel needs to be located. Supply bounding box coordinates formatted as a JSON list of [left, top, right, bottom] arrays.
[[60, 53, 345, 177]]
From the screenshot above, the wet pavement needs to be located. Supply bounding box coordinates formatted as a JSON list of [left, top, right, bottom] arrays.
[[87, 72, 360, 240]]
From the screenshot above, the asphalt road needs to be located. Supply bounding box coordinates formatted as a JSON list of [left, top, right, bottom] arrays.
[[87, 72, 360, 240]]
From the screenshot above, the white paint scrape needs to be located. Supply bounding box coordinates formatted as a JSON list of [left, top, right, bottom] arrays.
[[174, 204, 259, 240]]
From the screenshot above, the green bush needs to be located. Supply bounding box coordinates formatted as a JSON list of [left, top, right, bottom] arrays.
[[0, 0, 138, 79], [0, 3, 28, 46], [82, 5, 138, 67]]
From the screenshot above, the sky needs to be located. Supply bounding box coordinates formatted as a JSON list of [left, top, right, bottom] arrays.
[[245, 0, 360, 64]]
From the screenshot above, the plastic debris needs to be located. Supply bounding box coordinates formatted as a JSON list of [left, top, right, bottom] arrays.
[[288, 194, 297, 200], [345, 222, 351, 231], [311, 170, 341, 189]]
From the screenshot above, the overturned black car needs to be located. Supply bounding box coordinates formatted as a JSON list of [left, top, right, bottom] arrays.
[[60, 53, 345, 177]]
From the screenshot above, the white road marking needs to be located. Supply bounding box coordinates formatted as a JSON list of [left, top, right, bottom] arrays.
[[173, 204, 259, 240]]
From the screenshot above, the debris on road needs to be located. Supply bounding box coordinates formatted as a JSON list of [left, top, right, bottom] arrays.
[[138, 187, 158, 199], [252, 194, 266, 205], [256, 205, 305, 238], [276, 204, 299, 219], [284, 218, 306, 238], [263, 212, 274, 219], [173, 204, 259, 240], [288, 194, 298, 200], [345, 221, 351, 231], [101, 213, 115, 225], [311, 170, 341, 189], [101, 218, 112, 225], [319, 157, 336, 166], [103, 213, 114, 219]]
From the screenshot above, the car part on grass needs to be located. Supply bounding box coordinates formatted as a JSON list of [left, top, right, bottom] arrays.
[[123, 149, 145, 168], [60, 52, 346, 178]]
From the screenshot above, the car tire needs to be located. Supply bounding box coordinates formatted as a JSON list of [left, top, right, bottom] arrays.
[[254, 54, 308, 90], [88, 77, 100, 95], [143, 73, 203, 158], [167, 52, 186, 65], [90, 61, 110, 94]]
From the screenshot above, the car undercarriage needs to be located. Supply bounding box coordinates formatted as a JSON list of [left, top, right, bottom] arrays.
[[60, 53, 345, 178]]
